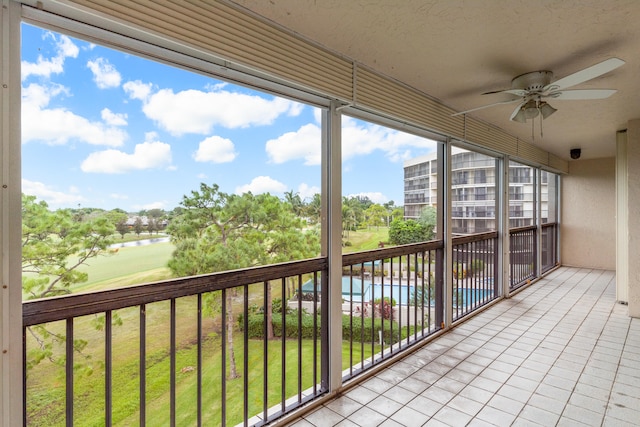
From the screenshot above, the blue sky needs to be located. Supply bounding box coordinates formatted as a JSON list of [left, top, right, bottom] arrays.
[[21, 23, 438, 212]]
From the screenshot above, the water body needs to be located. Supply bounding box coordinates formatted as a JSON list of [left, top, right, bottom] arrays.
[[109, 236, 170, 248]]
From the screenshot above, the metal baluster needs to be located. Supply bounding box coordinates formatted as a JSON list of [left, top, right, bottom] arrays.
[[281, 279, 288, 412], [140, 305, 146, 427], [170, 299, 176, 427], [263, 281, 269, 422], [197, 295, 202, 427], [105, 310, 112, 427], [66, 318, 74, 427], [221, 290, 227, 427], [243, 285, 249, 426], [297, 278, 303, 403], [350, 265, 355, 375], [311, 272, 318, 394]]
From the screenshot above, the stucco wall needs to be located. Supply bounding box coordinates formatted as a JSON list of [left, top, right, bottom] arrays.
[[561, 158, 616, 269]]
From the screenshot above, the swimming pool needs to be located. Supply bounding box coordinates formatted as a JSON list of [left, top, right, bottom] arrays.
[[454, 287, 493, 307], [353, 284, 493, 307], [301, 277, 493, 307], [351, 283, 416, 306]]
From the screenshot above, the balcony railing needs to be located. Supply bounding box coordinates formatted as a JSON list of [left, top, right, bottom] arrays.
[[452, 232, 499, 321], [22, 226, 558, 426], [23, 258, 329, 427], [541, 222, 558, 273], [509, 225, 537, 290], [341, 240, 444, 381]]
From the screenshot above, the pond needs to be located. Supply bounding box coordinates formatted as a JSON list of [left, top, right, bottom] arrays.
[[109, 236, 170, 248]]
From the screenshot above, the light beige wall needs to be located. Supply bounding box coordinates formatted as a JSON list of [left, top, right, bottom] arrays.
[[561, 158, 616, 269], [626, 119, 640, 317]]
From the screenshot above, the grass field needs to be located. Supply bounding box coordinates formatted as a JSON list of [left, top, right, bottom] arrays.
[[26, 229, 391, 425], [72, 227, 389, 295], [72, 242, 175, 293], [343, 227, 389, 252]]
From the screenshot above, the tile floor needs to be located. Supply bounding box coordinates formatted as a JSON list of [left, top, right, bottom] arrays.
[[288, 268, 640, 426]]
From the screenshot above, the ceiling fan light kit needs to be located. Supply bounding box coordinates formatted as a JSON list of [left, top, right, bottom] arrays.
[[453, 58, 625, 138], [539, 102, 557, 119]]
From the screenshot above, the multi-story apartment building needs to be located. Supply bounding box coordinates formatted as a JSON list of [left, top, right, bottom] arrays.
[[404, 148, 548, 234]]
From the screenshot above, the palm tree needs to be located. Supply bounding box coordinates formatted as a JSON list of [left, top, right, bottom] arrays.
[[342, 204, 357, 238], [284, 190, 304, 217]]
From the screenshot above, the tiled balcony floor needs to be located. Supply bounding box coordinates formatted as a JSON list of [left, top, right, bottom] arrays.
[[289, 268, 640, 426]]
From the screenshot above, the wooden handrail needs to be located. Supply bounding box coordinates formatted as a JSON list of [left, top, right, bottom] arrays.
[[23, 257, 328, 326]]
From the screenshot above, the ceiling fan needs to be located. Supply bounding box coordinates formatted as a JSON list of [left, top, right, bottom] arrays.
[[453, 58, 625, 126]]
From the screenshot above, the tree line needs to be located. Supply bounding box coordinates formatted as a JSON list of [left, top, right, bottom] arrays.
[[22, 188, 439, 299], [22, 184, 436, 376]]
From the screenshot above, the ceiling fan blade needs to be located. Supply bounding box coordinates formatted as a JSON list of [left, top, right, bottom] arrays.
[[509, 100, 527, 122], [548, 89, 617, 100], [452, 98, 522, 116], [482, 89, 528, 97], [544, 57, 625, 91]]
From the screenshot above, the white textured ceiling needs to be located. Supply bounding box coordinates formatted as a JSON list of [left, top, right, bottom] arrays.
[[230, 0, 640, 161]]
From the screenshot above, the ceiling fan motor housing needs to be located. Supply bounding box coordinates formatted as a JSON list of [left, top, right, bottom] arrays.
[[511, 70, 553, 91]]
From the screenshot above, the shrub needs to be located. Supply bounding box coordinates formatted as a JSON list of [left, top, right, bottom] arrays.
[[452, 262, 467, 279], [342, 314, 410, 345], [271, 297, 290, 314], [243, 310, 320, 339], [242, 311, 418, 346], [373, 297, 396, 321], [470, 259, 485, 274], [344, 265, 362, 275], [293, 291, 318, 301]]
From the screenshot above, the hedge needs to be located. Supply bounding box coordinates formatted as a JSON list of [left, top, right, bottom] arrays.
[[242, 312, 418, 345]]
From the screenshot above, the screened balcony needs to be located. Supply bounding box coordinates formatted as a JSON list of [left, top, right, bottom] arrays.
[[22, 227, 561, 426], [3, 2, 640, 427]]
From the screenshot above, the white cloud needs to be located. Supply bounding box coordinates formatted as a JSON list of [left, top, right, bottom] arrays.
[[87, 58, 121, 89], [205, 82, 228, 91], [54, 33, 80, 58], [342, 117, 436, 162], [264, 119, 435, 166], [298, 183, 320, 200], [347, 191, 389, 204], [101, 108, 128, 126], [197, 173, 208, 179], [144, 131, 159, 141], [22, 83, 127, 147], [235, 176, 287, 195], [123, 80, 153, 101], [110, 193, 129, 200], [81, 141, 172, 173], [266, 123, 321, 165], [22, 179, 84, 207], [126, 84, 303, 135], [193, 136, 237, 163], [287, 102, 304, 117], [22, 82, 67, 108], [21, 33, 79, 81], [132, 201, 168, 210]]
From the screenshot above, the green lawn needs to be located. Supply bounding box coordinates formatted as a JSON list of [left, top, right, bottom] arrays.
[[27, 328, 376, 426], [72, 242, 175, 293], [25, 229, 391, 425], [343, 227, 389, 252]]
